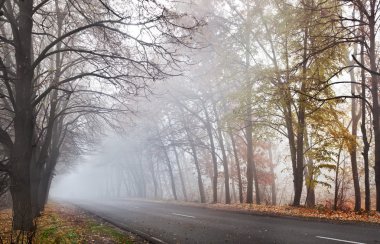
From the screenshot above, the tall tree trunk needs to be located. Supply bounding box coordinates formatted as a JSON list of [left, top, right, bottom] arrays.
[[231, 177, 237, 202], [10, 0, 35, 231], [149, 158, 158, 199], [188, 137, 206, 203], [245, 106, 254, 204], [261, 0, 298, 207], [333, 146, 343, 210], [293, 22, 309, 206], [245, 107, 260, 204], [268, 144, 277, 205], [360, 33, 371, 211], [138, 155, 147, 198], [304, 130, 315, 208], [213, 103, 231, 204], [350, 49, 362, 211], [162, 146, 177, 200], [293, 85, 306, 206], [368, 12, 380, 212], [173, 147, 188, 201], [305, 160, 315, 208], [183, 122, 206, 203], [202, 103, 218, 203], [243, 0, 258, 204], [228, 128, 243, 203], [281, 35, 298, 207]]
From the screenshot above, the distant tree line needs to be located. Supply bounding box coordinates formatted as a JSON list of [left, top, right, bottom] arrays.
[[102, 0, 380, 214]]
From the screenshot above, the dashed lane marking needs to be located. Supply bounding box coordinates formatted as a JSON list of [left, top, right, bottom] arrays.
[[316, 236, 366, 244], [171, 213, 196, 218]]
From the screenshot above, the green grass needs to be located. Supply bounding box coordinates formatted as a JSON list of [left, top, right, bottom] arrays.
[[39, 225, 58, 240], [0, 204, 137, 243], [88, 221, 133, 244]]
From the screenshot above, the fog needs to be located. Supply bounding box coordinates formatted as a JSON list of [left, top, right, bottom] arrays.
[[49, 0, 362, 209]]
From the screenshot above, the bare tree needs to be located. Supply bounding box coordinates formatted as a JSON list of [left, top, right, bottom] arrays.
[[0, 0, 202, 231]]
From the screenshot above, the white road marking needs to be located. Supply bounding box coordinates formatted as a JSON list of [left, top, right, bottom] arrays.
[[316, 236, 366, 244], [133, 229, 168, 244], [151, 237, 167, 243], [172, 213, 196, 218]]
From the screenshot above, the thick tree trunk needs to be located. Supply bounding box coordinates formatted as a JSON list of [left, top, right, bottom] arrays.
[[305, 186, 315, 208], [305, 161, 315, 208], [30, 165, 42, 218], [36, 171, 53, 214], [10, 172, 34, 231], [10, 0, 35, 231]]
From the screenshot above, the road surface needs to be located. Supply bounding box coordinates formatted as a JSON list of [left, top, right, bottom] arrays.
[[67, 198, 380, 244]]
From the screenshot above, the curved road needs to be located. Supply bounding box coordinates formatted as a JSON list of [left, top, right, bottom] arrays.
[[68, 199, 380, 244]]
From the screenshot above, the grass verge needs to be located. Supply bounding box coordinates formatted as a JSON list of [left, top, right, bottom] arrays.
[[0, 203, 147, 243]]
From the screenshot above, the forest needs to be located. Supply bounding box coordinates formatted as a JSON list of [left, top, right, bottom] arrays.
[[0, 0, 380, 241]]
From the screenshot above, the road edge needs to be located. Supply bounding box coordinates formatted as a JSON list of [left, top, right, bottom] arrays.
[[121, 198, 380, 227], [68, 202, 165, 244]]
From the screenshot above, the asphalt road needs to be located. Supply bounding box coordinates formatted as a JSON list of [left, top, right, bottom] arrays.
[[68, 198, 380, 244]]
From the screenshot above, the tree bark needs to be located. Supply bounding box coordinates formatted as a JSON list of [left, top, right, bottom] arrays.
[[349, 48, 362, 212], [368, 11, 380, 212], [360, 32, 371, 211], [213, 103, 231, 204], [333, 145, 343, 210], [245, 106, 254, 204], [162, 145, 177, 201], [188, 136, 206, 203], [228, 128, 244, 203], [293, 21, 309, 206], [305, 160, 315, 208], [9, 0, 35, 231], [268, 144, 277, 205], [173, 147, 188, 201], [202, 103, 218, 203], [182, 120, 206, 203], [149, 158, 158, 199], [304, 130, 315, 208]]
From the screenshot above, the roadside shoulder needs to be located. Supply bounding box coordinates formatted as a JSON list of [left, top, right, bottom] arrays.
[[0, 202, 148, 243]]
